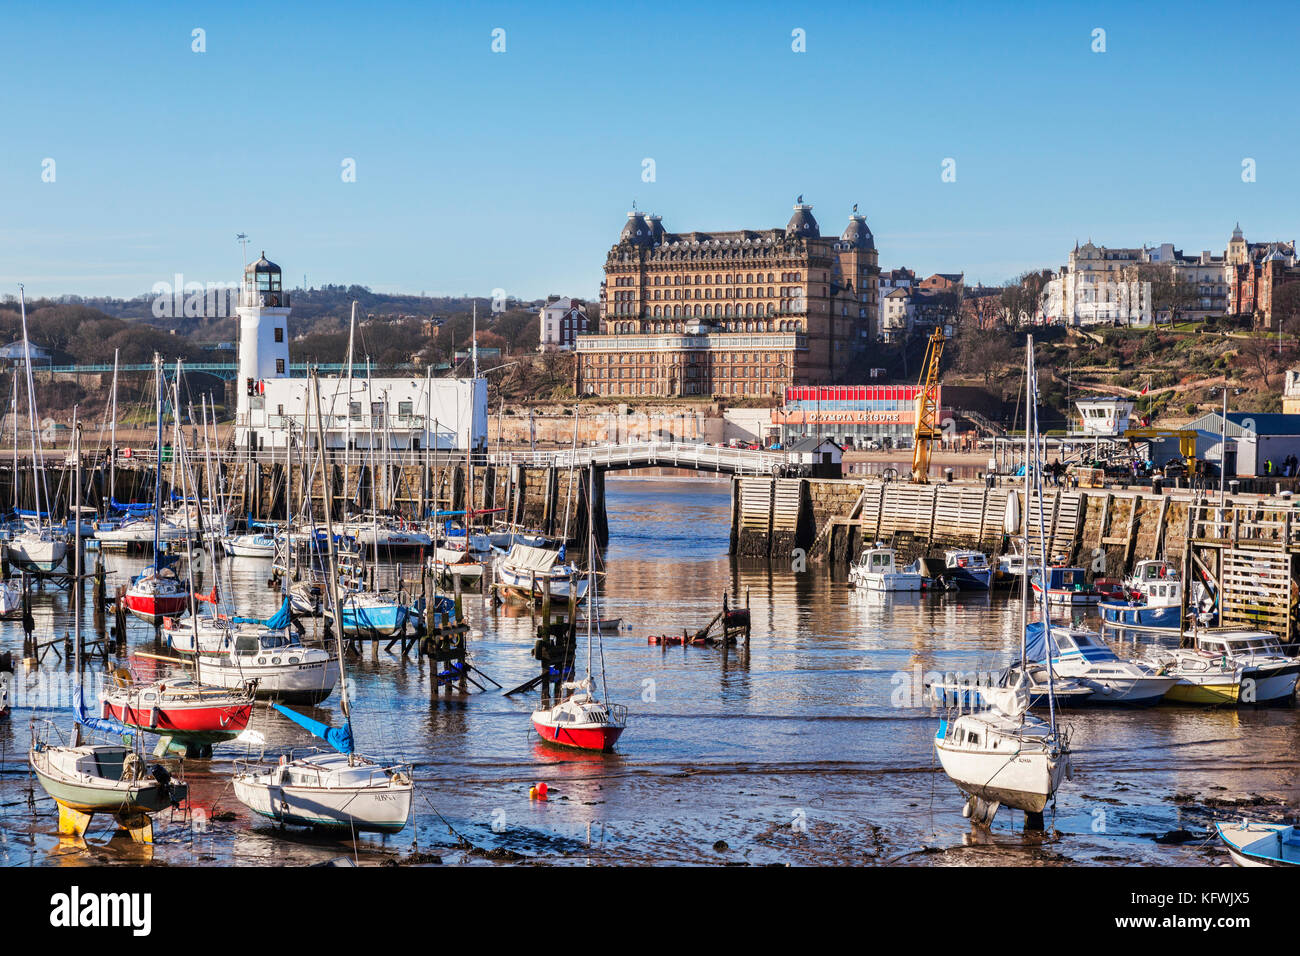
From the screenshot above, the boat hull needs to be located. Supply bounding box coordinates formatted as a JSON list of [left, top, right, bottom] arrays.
[[103, 698, 252, 743], [1164, 677, 1240, 705], [532, 718, 624, 752], [850, 570, 924, 592], [934, 740, 1066, 814], [1215, 822, 1300, 867], [122, 591, 190, 624], [1242, 664, 1300, 704], [1100, 602, 1181, 629], [197, 656, 339, 704], [948, 568, 992, 590], [233, 774, 412, 834]]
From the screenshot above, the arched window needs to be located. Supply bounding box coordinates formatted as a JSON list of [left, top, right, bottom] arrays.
[[704, 305, 712, 317], [694, 305, 702, 317], [672, 306, 681, 317], [724, 304, 733, 317], [745, 304, 753, 316]]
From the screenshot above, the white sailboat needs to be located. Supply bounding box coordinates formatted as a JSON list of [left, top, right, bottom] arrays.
[[932, 336, 1072, 827], [7, 286, 68, 574], [233, 370, 413, 834], [28, 420, 186, 843]]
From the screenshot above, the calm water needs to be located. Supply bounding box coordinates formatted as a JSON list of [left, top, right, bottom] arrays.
[[1, 476, 1295, 866]]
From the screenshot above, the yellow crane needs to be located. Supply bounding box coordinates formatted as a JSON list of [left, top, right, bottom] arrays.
[[911, 327, 946, 483]]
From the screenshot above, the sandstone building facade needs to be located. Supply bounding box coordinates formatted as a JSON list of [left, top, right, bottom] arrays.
[[575, 201, 879, 398]]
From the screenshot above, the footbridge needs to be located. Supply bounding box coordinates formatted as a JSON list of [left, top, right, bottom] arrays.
[[489, 441, 788, 476]]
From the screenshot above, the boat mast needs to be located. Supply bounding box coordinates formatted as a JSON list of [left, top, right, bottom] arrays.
[[1027, 336, 1057, 732], [17, 287, 52, 531], [71, 412, 83, 746], [151, 354, 163, 571], [172, 367, 202, 685], [109, 348, 119, 512], [9, 371, 16, 514], [311, 369, 354, 745]]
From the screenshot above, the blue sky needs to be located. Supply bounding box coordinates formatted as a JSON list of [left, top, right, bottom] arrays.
[[2, 0, 1297, 301]]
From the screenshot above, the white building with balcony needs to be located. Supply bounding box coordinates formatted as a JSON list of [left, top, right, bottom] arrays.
[[233, 252, 487, 453]]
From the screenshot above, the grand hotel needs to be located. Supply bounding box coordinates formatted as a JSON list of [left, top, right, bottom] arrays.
[[575, 200, 879, 398]]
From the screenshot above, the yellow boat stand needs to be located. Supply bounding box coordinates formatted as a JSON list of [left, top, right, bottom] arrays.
[[56, 801, 154, 845]]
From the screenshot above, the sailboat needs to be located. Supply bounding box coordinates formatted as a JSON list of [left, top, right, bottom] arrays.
[[932, 336, 1071, 827], [531, 471, 627, 752], [29, 420, 186, 843], [121, 357, 190, 624], [7, 286, 68, 574], [232, 370, 413, 833]]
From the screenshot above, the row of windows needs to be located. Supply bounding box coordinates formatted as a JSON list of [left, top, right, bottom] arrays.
[[606, 316, 804, 332], [587, 381, 782, 397], [587, 366, 782, 379], [588, 350, 787, 365]]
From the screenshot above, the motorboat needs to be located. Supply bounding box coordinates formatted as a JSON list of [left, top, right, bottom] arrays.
[[1026, 623, 1178, 705], [1192, 629, 1300, 704], [1146, 648, 1242, 705], [848, 546, 925, 592], [1215, 820, 1300, 866], [943, 549, 992, 590]]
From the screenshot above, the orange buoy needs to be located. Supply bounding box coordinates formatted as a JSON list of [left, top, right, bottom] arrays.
[[528, 786, 537, 799]]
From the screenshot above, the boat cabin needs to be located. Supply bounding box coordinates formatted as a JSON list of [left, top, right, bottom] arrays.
[[1196, 630, 1285, 657], [853, 547, 899, 575], [1037, 566, 1088, 593], [1132, 559, 1179, 585], [945, 550, 988, 570]]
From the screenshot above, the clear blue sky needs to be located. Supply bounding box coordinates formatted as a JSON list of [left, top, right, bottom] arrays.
[[2, 0, 1297, 301]]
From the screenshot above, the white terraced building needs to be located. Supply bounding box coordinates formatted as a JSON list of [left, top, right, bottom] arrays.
[[232, 252, 487, 453]]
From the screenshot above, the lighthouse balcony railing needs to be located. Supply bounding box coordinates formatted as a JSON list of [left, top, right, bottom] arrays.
[[239, 290, 291, 309]]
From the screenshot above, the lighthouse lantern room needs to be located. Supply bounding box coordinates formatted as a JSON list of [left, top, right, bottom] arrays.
[[235, 252, 292, 451]]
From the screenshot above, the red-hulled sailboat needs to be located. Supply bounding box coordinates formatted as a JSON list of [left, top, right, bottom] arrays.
[[101, 675, 254, 745], [531, 475, 627, 753], [122, 357, 189, 624]]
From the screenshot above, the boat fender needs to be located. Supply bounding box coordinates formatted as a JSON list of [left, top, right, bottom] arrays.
[[962, 797, 974, 819], [148, 706, 160, 729]]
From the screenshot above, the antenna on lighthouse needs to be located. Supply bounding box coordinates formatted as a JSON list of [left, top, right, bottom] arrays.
[[236, 233, 250, 267]]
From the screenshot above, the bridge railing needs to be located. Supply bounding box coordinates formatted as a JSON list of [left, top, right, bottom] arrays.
[[487, 441, 787, 476]]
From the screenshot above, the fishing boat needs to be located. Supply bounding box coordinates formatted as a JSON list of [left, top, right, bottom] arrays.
[[488, 526, 549, 549], [1100, 575, 1184, 631], [1192, 629, 1300, 704], [28, 424, 186, 843], [494, 543, 589, 604], [1027, 624, 1178, 705], [233, 370, 414, 834], [995, 540, 1026, 587], [943, 549, 992, 590], [532, 472, 627, 753], [1215, 820, 1300, 866], [1030, 565, 1102, 606], [848, 546, 925, 592]]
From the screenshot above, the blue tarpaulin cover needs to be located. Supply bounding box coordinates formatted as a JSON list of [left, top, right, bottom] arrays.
[[233, 598, 292, 630], [72, 683, 131, 738], [271, 703, 354, 754]]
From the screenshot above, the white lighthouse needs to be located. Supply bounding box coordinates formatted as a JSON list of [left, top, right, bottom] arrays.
[[235, 252, 291, 451]]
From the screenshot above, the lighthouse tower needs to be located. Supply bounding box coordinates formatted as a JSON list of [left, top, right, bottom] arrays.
[[235, 252, 291, 449]]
